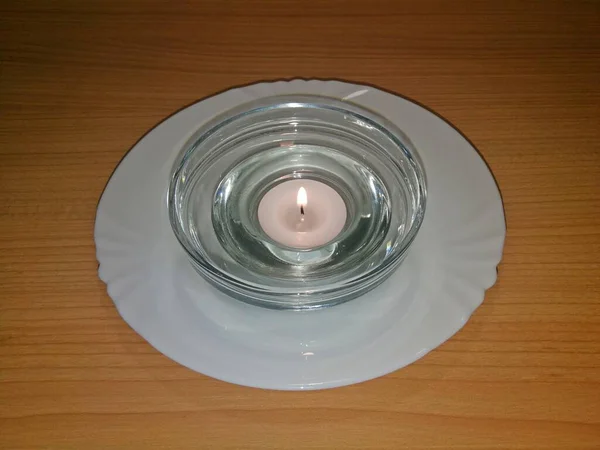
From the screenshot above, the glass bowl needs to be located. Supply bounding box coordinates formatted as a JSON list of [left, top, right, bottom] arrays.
[[168, 95, 426, 309]]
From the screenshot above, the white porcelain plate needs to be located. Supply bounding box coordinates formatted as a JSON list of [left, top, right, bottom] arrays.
[[95, 80, 506, 390]]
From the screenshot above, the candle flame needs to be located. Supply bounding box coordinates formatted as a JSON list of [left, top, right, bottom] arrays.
[[297, 186, 307, 208]]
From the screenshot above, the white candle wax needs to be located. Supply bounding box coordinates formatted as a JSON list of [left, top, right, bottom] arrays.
[[258, 179, 347, 249]]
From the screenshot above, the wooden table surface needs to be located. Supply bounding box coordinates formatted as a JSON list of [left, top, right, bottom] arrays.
[[1, 1, 599, 449]]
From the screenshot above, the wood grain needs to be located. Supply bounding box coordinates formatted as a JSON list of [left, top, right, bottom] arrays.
[[1, 1, 599, 448]]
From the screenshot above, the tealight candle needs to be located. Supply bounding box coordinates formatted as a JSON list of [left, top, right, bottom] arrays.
[[258, 179, 347, 249]]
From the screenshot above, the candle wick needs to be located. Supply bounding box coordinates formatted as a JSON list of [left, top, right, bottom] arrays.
[[300, 205, 305, 215]]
